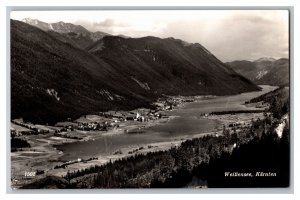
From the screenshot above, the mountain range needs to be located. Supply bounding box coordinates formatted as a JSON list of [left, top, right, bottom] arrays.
[[11, 19, 260, 124], [22, 18, 110, 49], [226, 57, 289, 86]]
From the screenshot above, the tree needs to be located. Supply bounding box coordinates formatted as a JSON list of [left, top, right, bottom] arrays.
[[66, 170, 72, 185]]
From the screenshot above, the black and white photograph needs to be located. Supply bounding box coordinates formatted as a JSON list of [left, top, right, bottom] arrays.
[[9, 9, 291, 189]]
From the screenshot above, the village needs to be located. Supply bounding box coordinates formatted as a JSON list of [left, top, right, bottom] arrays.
[[10, 95, 197, 138]]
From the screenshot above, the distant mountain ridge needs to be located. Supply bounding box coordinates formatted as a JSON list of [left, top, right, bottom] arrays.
[[226, 58, 289, 86], [11, 19, 260, 124], [254, 57, 277, 62], [22, 18, 110, 49]]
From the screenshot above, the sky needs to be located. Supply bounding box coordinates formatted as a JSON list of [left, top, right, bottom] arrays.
[[11, 10, 289, 62]]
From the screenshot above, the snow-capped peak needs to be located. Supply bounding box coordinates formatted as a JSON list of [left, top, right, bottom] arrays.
[[255, 57, 276, 62], [22, 18, 38, 24]]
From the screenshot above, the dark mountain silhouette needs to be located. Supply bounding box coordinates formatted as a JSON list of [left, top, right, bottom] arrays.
[[226, 58, 289, 86], [11, 19, 260, 124], [87, 36, 260, 95]]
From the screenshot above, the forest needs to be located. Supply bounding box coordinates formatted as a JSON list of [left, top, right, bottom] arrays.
[[246, 87, 289, 119]]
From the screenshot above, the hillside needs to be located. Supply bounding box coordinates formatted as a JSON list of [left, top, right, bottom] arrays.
[[11, 19, 260, 124], [226, 58, 289, 86], [246, 86, 289, 119], [11, 19, 153, 124], [88, 36, 260, 96]]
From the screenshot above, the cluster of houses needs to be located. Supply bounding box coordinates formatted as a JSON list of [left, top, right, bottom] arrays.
[[55, 120, 109, 132], [77, 121, 113, 131], [100, 109, 166, 123], [154, 96, 194, 111], [10, 108, 167, 136], [11, 96, 185, 136], [53, 109, 165, 132]]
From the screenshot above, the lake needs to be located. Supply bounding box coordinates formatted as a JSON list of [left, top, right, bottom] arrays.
[[57, 85, 276, 161]]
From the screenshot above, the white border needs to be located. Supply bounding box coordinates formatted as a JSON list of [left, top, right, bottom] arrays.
[[1, 0, 298, 199]]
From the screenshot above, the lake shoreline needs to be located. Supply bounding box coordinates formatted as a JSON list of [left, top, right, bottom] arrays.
[[11, 85, 277, 188]]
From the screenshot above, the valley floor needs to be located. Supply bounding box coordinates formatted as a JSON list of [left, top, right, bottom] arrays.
[[11, 112, 263, 189]]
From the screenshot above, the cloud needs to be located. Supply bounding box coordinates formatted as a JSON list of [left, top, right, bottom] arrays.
[[155, 11, 289, 62], [207, 12, 289, 61], [93, 19, 129, 28]]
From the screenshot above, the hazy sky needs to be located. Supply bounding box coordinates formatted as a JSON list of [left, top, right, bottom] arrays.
[[11, 10, 289, 62]]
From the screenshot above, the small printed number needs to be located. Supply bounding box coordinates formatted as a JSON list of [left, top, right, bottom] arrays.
[[24, 172, 36, 177]]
